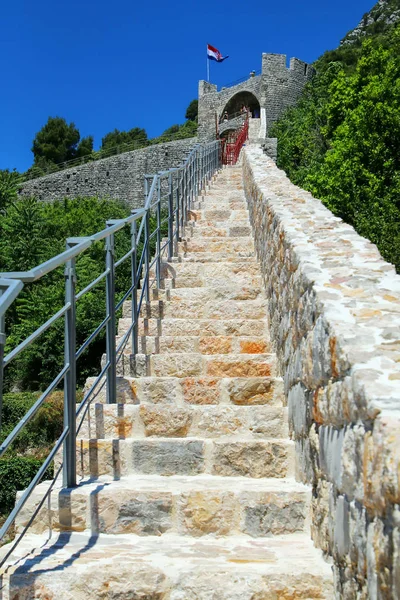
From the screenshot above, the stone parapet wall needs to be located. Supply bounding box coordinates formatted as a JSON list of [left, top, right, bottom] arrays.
[[242, 146, 400, 599], [19, 138, 196, 208]]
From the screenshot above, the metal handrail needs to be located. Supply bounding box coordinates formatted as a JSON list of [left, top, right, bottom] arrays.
[[0, 139, 221, 559], [219, 70, 261, 90]]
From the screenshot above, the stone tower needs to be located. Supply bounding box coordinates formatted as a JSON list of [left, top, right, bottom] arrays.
[[198, 53, 313, 143]]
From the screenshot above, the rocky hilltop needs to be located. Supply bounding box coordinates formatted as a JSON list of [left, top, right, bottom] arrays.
[[341, 0, 400, 44]]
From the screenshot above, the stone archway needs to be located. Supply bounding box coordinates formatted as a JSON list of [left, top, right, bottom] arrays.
[[220, 91, 261, 121]]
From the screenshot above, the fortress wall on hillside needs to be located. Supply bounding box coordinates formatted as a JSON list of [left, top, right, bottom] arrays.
[[19, 138, 196, 208], [243, 146, 400, 599]]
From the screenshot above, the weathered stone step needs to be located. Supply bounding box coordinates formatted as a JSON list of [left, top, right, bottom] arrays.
[[84, 374, 284, 406], [20, 475, 308, 537], [191, 198, 248, 209], [133, 284, 264, 306], [73, 437, 294, 478], [188, 209, 250, 223], [146, 261, 262, 288], [177, 239, 254, 254], [187, 223, 252, 237], [0, 532, 333, 599], [79, 404, 287, 440], [129, 298, 267, 320], [117, 333, 270, 355], [135, 317, 268, 337], [129, 352, 276, 378], [172, 253, 257, 263]]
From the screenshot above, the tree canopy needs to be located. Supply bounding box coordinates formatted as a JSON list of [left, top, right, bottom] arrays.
[[185, 99, 198, 121], [31, 117, 93, 167], [270, 23, 400, 272], [100, 127, 148, 150]]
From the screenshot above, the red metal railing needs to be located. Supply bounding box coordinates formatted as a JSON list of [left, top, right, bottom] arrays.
[[221, 117, 249, 165]]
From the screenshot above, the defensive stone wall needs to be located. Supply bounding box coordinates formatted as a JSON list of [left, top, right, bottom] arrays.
[[242, 146, 400, 599], [19, 138, 196, 208]]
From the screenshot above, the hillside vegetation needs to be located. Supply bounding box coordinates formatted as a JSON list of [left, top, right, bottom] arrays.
[[270, 2, 400, 271]]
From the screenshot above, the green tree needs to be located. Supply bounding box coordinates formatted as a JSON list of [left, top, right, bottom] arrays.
[[185, 99, 198, 121], [101, 127, 148, 151], [31, 117, 82, 166], [0, 169, 20, 213], [270, 24, 400, 272], [76, 135, 94, 158]]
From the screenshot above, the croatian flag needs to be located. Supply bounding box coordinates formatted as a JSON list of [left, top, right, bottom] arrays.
[[207, 44, 229, 63]]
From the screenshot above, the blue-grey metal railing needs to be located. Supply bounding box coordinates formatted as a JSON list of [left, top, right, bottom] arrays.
[[0, 140, 220, 559]]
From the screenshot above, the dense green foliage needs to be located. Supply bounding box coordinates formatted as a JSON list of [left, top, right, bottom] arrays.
[[0, 392, 63, 516], [270, 21, 400, 271], [0, 193, 132, 389], [101, 127, 148, 150], [31, 117, 94, 174], [185, 99, 198, 121]]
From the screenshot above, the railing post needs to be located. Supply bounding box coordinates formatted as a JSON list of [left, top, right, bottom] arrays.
[[105, 224, 117, 404], [63, 240, 77, 488], [176, 172, 181, 245], [130, 217, 138, 355], [183, 168, 188, 226], [0, 294, 5, 436], [156, 179, 162, 288], [168, 172, 174, 260], [144, 210, 151, 302]]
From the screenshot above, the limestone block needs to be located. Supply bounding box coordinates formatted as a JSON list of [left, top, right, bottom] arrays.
[[319, 425, 345, 489], [131, 440, 205, 475], [207, 356, 273, 378], [131, 377, 181, 404], [242, 492, 307, 536], [226, 377, 277, 405], [190, 406, 247, 437], [198, 336, 232, 354], [288, 383, 312, 439], [363, 414, 400, 516], [97, 491, 173, 535], [182, 377, 221, 404], [212, 441, 291, 478], [367, 518, 392, 599], [139, 405, 192, 437], [178, 491, 237, 536]]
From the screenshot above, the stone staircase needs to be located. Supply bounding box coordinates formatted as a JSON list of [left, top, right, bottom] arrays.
[[0, 166, 333, 598]]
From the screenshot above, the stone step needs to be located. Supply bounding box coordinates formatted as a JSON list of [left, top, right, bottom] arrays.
[[117, 333, 270, 355], [135, 317, 269, 337], [188, 209, 250, 223], [78, 404, 288, 440], [153, 259, 261, 278], [127, 353, 276, 378], [187, 223, 252, 238], [134, 284, 264, 305], [129, 298, 267, 320], [84, 374, 284, 406], [191, 199, 248, 210], [0, 532, 333, 599], [172, 253, 257, 263], [72, 437, 295, 479], [177, 239, 254, 254], [19, 475, 308, 537], [146, 261, 262, 288]]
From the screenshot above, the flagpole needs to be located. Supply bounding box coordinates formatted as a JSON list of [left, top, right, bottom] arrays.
[[207, 51, 210, 82]]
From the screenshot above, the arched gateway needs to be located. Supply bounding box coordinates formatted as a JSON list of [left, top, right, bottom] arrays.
[[198, 53, 313, 145]]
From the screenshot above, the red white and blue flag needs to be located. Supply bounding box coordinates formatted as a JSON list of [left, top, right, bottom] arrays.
[[207, 44, 229, 63]]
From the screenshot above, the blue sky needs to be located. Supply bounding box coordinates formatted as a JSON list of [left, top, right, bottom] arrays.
[[0, 0, 375, 172]]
